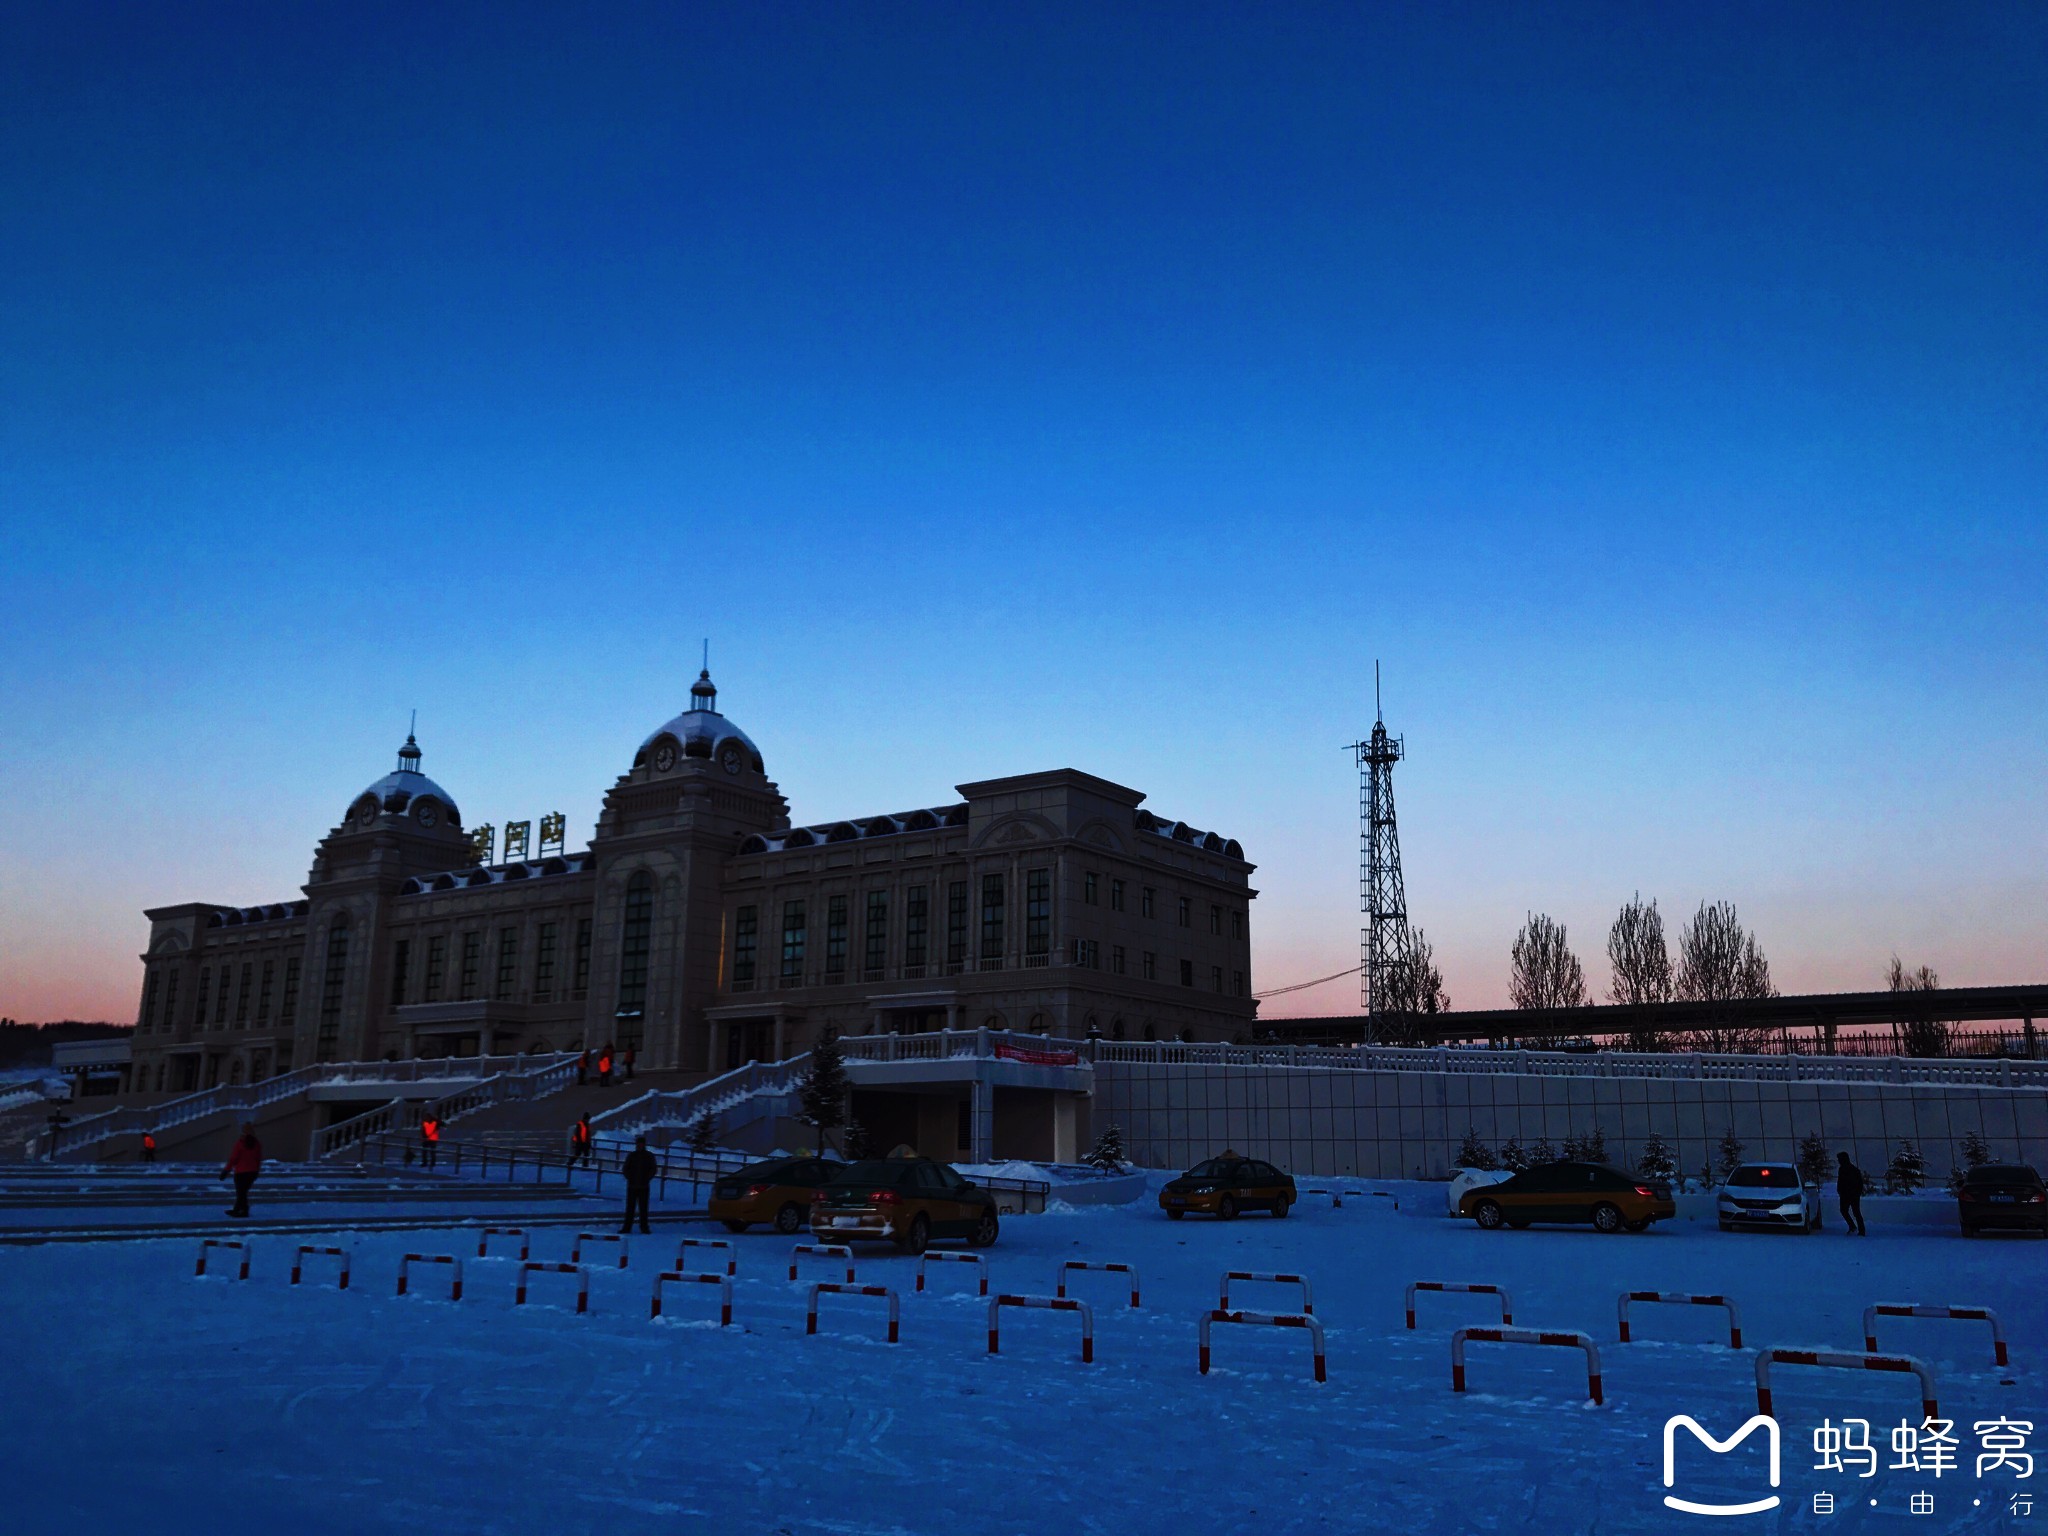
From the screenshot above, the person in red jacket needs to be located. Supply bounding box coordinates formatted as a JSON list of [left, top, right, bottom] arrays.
[[140, 1131, 157, 1165], [420, 1115, 441, 1170], [598, 1045, 615, 1088], [570, 1113, 594, 1167], [220, 1124, 263, 1217]]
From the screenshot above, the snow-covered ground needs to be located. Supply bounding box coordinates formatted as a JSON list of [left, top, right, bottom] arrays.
[[1, 1183, 2038, 1535]]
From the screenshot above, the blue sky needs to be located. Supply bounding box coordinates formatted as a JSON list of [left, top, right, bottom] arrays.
[[2, 2, 2043, 1021]]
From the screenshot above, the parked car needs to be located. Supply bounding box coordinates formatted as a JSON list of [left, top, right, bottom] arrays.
[[1716, 1162, 1822, 1233], [1158, 1153, 1296, 1220], [1458, 1161, 1674, 1233], [1957, 1163, 2048, 1238], [711, 1155, 844, 1234], [810, 1156, 1000, 1253]]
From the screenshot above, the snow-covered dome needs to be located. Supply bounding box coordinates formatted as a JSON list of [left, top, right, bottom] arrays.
[[635, 670, 764, 773], [347, 734, 461, 825]]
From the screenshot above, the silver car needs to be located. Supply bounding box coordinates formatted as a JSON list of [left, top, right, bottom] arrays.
[[1717, 1161, 1822, 1232]]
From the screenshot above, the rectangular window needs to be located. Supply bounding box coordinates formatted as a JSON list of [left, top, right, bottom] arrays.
[[280, 957, 300, 1025], [1180, 959, 1194, 986], [1071, 938, 1099, 968], [495, 926, 519, 1000], [864, 891, 888, 976], [1142, 951, 1156, 981], [1210, 904, 1222, 935], [459, 932, 481, 1000], [235, 963, 252, 1025], [904, 886, 929, 971], [1231, 909, 1243, 939], [389, 940, 410, 1006], [1025, 868, 1050, 957], [533, 922, 557, 1001], [1111, 945, 1126, 976], [317, 923, 350, 1060], [979, 873, 1005, 965], [781, 901, 807, 979], [824, 895, 848, 976], [616, 880, 652, 1021], [162, 970, 180, 1033], [1213, 965, 1224, 992], [732, 906, 757, 987], [423, 935, 447, 1002], [573, 918, 593, 997], [1083, 871, 1098, 905], [194, 966, 211, 1027], [140, 969, 160, 1030], [214, 965, 232, 1026], [1233, 969, 1245, 996], [1141, 886, 1155, 919], [1110, 879, 1125, 913], [946, 882, 968, 969], [258, 959, 274, 1023], [1178, 897, 1191, 928]]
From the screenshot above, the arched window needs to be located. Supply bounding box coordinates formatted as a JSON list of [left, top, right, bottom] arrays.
[[614, 870, 654, 1049], [317, 916, 350, 1062], [1110, 1016, 1126, 1040]]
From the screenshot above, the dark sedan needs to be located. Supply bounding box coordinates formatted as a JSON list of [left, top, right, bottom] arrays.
[[1958, 1163, 2048, 1237]]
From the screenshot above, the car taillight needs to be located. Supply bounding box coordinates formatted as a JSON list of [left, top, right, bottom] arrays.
[[811, 1189, 829, 1202], [747, 1184, 768, 1197], [1959, 1189, 1978, 1202], [1635, 1186, 1656, 1198], [870, 1189, 901, 1204], [2030, 1192, 2046, 1203]]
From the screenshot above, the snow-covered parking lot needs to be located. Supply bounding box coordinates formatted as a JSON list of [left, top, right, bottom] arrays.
[[2, 1186, 2038, 1535]]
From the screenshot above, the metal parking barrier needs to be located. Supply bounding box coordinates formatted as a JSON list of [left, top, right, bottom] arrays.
[[290, 1245, 351, 1290], [195, 1238, 250, 1281], [1057, 1260, 1140, 1308], [806, 1282, 899, 1343], [571, 1232, 629, 1269], [651, 1270, 733, 1325], [789, 1243, 855, 1283], [917, 1251, 988, 1297], [1451, 1327, 1602, 1405], [674, 1238, 737, 1278], [1198, 1310, 1327, 1383], [477, 1227, 530, 1261], [988, 1294, 1095, 1363], [1755, 1347, 1937, 1422], [1406, 1281, 1512, 1330], [515, 1261, 589, 1314], [1222, 1270, 1313, 1315], [396, 1252, 463, 1301], [1863, 1304, 2008, 1368], [1618, 1291, 1742, 1348]]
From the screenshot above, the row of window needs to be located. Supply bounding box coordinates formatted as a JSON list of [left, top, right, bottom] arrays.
[[141, 955, 302, 1035], [1065, 941, 1246, 995], [1078, 872, 1246, 937], [386, 918, 597, 1009]]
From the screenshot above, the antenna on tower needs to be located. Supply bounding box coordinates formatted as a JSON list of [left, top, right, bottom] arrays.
[[702, 638, 709, 673], [1346, 663, 1409, 1041], [409, 707, 417, 737]]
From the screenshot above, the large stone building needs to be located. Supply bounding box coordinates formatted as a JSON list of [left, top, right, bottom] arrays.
[[129, 674, 1258, 1093]]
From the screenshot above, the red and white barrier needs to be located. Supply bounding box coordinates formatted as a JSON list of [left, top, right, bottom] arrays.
[[195, 1239, 250, 1281], [1057, 1260, 1140, 1308], [397, 1253, 463, 1301], [806, 1282, 900, 1343], [789, 1243, 855, 1283], [1755, 1348, 1937, 1422], [651, 1270, 733, 1325], [675, 1238, 737, 1278], [1618, 1291, 1742, 1348], [1298, 1185, 1345, 1209], [477, 1227, 530, 1261], [571, 1232, 629, 1270], [515, 1261, 590, 1314], [290, 1245, 350, 1290], [1451, 1327, 1603, 1405], [1863, 1304, 2008, 1368], [1199, 1309, 1327, 1383], [1405, 1281, 1512, 1330], [988, 1294, 1095, 1363], [917, 1251, 988, 1297], [1222, 1271, 1314, 1315]]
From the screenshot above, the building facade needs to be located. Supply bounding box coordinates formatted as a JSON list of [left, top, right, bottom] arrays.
[[129, 674, 1258, 1093]]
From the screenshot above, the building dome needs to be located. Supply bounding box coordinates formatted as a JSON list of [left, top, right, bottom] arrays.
[[347, 733, 462, 826], [635, 669, 764, 773]]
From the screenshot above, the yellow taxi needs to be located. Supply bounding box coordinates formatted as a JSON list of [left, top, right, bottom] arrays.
[[710, 1155, 843, 1234], [1158, 1152, 1297, 1220], [810, 1156, 1001, 1253], [1458, 1161, 1675, 1233]]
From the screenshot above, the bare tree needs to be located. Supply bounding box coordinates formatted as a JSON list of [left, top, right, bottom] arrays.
[[1675, 900, 1775, 1051], [1887, 956, 1950, 1058], [1508, 914, 1587, 1048], [1606, 893, 1672, 1050], [1372, 926, 1450, 1046]]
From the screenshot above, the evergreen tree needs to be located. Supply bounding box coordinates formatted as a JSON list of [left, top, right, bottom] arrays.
[[1796, 1130, 1830, 1186], [1635, 1131, 1676, 1182], [1885, 1138, 1926, 1194], [1530, 1137, 1558, 1166], [1497, 1136, 1529, 1172], [684, 1110, 719, 1156], [1084, 1124, 1129, 1174], [1560, 1131, 1585, 1162], [1959, 1129, 1991, 1168], [1716, 1126, 1746, 1181], [1578, 1126, 1608, 1165], [795, 1026, 851, 1154], [1455, 1128, 1498, 1170]]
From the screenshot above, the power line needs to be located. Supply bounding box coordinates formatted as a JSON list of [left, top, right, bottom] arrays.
[[1254, 963, 1365, 1001]]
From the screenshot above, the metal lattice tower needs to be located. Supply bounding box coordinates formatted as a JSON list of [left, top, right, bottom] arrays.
[[1349, 664, 1409, 1031]]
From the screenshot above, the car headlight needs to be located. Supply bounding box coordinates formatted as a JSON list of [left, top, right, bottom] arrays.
[[1189, 1184, 1214, 1194]]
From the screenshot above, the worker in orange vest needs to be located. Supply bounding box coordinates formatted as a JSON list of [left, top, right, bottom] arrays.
[[570, 1113, 594, 1167], [140, 1130, 157, 1165], [420, 1114, 441, 1170], [598, 1045, 615, 1088]]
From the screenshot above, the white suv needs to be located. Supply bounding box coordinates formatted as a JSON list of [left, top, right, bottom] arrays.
[[1717, 1162, 1821, 1232]]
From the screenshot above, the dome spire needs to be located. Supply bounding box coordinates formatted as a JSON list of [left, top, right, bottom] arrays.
[[689, 644, 717, 713], [397, 711, 423, 774]]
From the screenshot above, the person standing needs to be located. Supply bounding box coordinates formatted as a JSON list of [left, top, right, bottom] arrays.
[[577, 1047, 590, 1087], [598, 1044, 615, 1088], [570, 1113, 594, 1167], [623, 1045, 636, 1083], [620, 1135, 657, 1235], [140, 1131, 157, 1165], [1836, 1149, 1867, 1236], [221, 1124, 263, 1217], [419, 1114, 441, 1170]]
